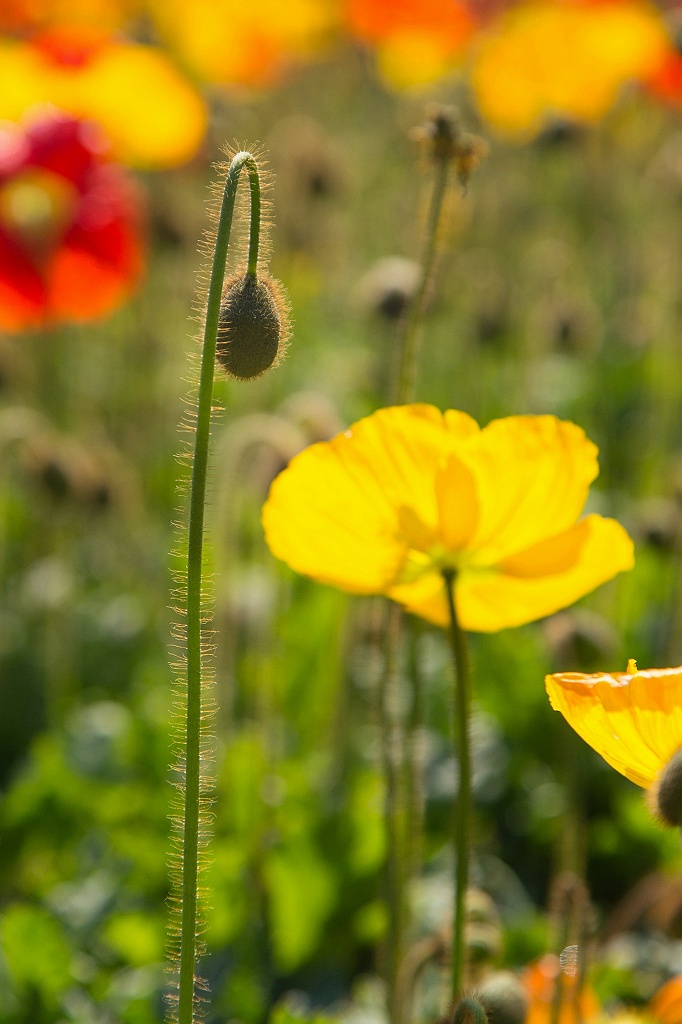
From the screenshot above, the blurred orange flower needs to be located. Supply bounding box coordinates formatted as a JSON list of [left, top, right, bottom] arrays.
[[346, 0, 478, 88], [0, 110, 143, 331], [524, 954, 599, 1024], [262, 404, 633, 632], [149, 0, 338, 88], [0, 27, 207, 168], [0, 0, 138, 33], [524, 958, 682, 1024], [470, 0, 670, 138]]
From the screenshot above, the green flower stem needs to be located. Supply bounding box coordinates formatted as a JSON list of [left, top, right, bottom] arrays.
[[405, 617, 426, 883], [442, 569, 472, 1003], [178, 150, 261, 1024], [380, 601, 406, 1024], [396, 149, 451, 404]]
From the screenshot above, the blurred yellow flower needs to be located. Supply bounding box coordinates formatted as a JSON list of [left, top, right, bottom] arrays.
[[149, 0, 338, 88], [346, 0, 477, 89], [546, 661, 682, 790], [470, 0, 670, 138], [0, 28, 207, 169], [262, 404, 633, 632]]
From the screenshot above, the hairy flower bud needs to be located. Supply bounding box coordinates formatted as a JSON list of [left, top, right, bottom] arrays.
[[216, 272, 288, 380]]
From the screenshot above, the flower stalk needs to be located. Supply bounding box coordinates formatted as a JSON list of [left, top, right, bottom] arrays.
[[443, 569, 472, 1003], [176, 150, 262, 1024]]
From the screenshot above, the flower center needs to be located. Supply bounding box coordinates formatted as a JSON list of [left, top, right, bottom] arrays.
[[651, 747, 682, 827], [0, 170, 77, 260]]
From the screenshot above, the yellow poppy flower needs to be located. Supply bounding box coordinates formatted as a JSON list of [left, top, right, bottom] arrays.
[[0, 29, 207, 169], [262, 404, 634, 633], [470, 0, 670, 139], [546, 662, 682, 825]]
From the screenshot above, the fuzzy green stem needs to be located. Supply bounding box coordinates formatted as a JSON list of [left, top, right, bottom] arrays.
[[442, 569, 472, 1003], [178, 150, 261, 1024], [246, 162, 261, 279], [395, 151, 450, 403]]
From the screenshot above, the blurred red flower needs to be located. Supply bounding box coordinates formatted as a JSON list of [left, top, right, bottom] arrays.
[[0, 110, 144, 332]]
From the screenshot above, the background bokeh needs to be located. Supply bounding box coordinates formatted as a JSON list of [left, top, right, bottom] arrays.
[[2, 3, 682, 1022]]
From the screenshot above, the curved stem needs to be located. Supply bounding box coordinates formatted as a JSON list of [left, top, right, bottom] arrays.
[[246, 162, 261, 279], [453, 997, 488, 1024], [395, 152, 451, 404], [178, 150, 261, 1024], [442, 569, 472, 1003]]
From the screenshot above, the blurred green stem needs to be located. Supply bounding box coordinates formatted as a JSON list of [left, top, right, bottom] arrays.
[[442, 569, 472, 1003], [179, 150, 261, 1024], [405, 617, 426, 883], [380, 601, 406, 1024], [395, 147, 451, 403]]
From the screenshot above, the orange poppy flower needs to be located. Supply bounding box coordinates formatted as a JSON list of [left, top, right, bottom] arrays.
[[346, 0, 478, 88], [262, 405, 633, 632], [0, 27, 207, 168], [470, 0, 670, 138], [0, 110, 143, 331]]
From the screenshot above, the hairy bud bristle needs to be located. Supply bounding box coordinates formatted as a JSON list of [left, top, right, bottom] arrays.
[[216, 272, 288, 380]]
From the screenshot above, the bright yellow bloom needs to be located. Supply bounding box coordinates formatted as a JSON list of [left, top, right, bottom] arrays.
[[470, 0, 670, 139], [546, 661, 682, 790], [262, 404, 634, 632], [0, 29, 207, 169]]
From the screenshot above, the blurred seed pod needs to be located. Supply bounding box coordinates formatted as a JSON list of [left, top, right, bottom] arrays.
[[477, 971, 529, 1024], [529, 290, 603, 357], [466, 888, 503, 967], [278, 390, 343, 442], [544, 609, 619, 673], [269, 115, 347, 254], [634, 496, 681, 551], [357, 256, 422, 321]]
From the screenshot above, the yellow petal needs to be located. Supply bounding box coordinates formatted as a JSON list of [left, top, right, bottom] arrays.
[[459, 415, 599, 566], [435, 453, 479, 552], [262, 405, 477, 594], [62, 43, 207, 169], [546, 665, 682, 788], [0, 39, 207, 169], [391, 514, 633, 632]]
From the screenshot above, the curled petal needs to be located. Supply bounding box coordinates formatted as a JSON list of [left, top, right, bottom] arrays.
[[546, 665, 682, 788]]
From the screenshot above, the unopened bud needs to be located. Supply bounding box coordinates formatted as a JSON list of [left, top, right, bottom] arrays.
[[216, 272, 288, 380], [651, 748, 682, 827]]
